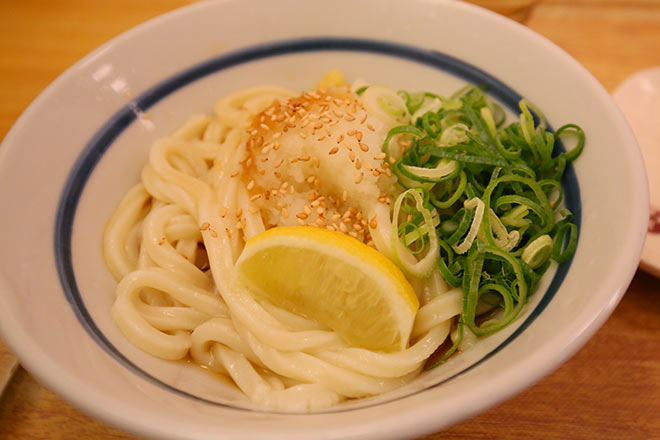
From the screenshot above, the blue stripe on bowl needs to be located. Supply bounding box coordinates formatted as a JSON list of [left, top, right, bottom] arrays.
[[54, 37, 581, 413]]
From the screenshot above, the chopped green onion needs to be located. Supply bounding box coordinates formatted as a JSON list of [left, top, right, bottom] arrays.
[[362, 84, 583, 368], [522, 234, 553, 269], [391, 189, 439, 278]]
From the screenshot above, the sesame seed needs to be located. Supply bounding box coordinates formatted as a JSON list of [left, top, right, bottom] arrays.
[[200, 222, 210, 231], [297, 218, 306, 226], [356, 131, 363, 142], [336, 134, 345, 144], [347, 129, 356, 136], [356, 212, 363, 221], [281, 182, 289, 190], [373, 170, 381, 177], [247, 180, 255, 190], [273, 132, 282, 139], [360, 113, 368, 124], [348, 231, 358, 238], [333, 109, 343, 117], [370, 219, 378, 229], [359, 142, 369, 152], [329, 146, 339, 155], [245, 158, 253, 167], [298, 132, 307, 139], [158, 236, 166, 245], [342, 190, 348, 202], [316, 219, 326, 227], [374, 153, 386, 160], [235, 221, 244, 230], [290, 157, 299, 164], [261, 145, 271, 154], [355, 159, 362, 170], [331, 213, 341, 221], [220, 207, 228, 217], [345, 114, 356, 122], [313, 122, 323, 130], [260, 123, 269, 130], [349, 151, 356, 162], [250, 129, 259, 136], [299, 155, 311, 162], [249, 194, 261, 202], [209, 228, 218, 238], [354, 223, 363, 231], [249, 207, 259, 214], [384, 168, 392, 177], [274, 158, 284, 168], [327, 225, 336, 231], [273, 143, 281, 151], [364, 162, 373, 171], [225, 228, 232, 238], [300, 119, 311, 128], [236, 208, 243, 218], [306, 175, 316, 184], [317, 135, 327, 141], [281, 207, 289, 218], [355, 172, 364, 184], [343, 140, 353, 151], [311, 200, 320, 208], [297, 213, 309, 220], [230, 171, 240, 178], [304, 205, 312, 214]]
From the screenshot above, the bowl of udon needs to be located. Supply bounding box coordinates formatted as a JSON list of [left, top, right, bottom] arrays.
[[0, 0, 647, 438]]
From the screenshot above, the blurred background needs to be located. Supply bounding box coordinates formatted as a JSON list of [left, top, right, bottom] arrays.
[[0, 1, 658, 439]]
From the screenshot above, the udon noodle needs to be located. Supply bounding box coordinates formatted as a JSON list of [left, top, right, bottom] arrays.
[[103, 76, 471, 411]]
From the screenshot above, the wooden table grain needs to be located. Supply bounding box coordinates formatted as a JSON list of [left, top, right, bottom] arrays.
[[1, 1, 659, 439]]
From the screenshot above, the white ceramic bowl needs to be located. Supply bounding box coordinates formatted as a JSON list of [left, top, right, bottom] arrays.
[[0, 0, 647, 438]]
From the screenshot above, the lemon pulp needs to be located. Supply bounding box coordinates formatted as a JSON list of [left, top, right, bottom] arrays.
[[235, 226, 418, 351]]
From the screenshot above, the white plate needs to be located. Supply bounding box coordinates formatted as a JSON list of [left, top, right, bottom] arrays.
[[613, 67, 660, 278]]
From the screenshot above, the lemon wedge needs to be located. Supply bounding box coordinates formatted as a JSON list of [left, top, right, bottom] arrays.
[[234, 226, 419, 351]]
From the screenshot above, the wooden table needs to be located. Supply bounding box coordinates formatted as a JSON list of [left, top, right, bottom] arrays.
[[1, 1, 659, 438]]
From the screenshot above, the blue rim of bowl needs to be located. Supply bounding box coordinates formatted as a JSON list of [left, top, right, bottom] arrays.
[[54, 37, 581, 413]]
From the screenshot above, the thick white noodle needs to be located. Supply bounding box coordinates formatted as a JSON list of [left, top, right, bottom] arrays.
[[103, 86, 463, 411]]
